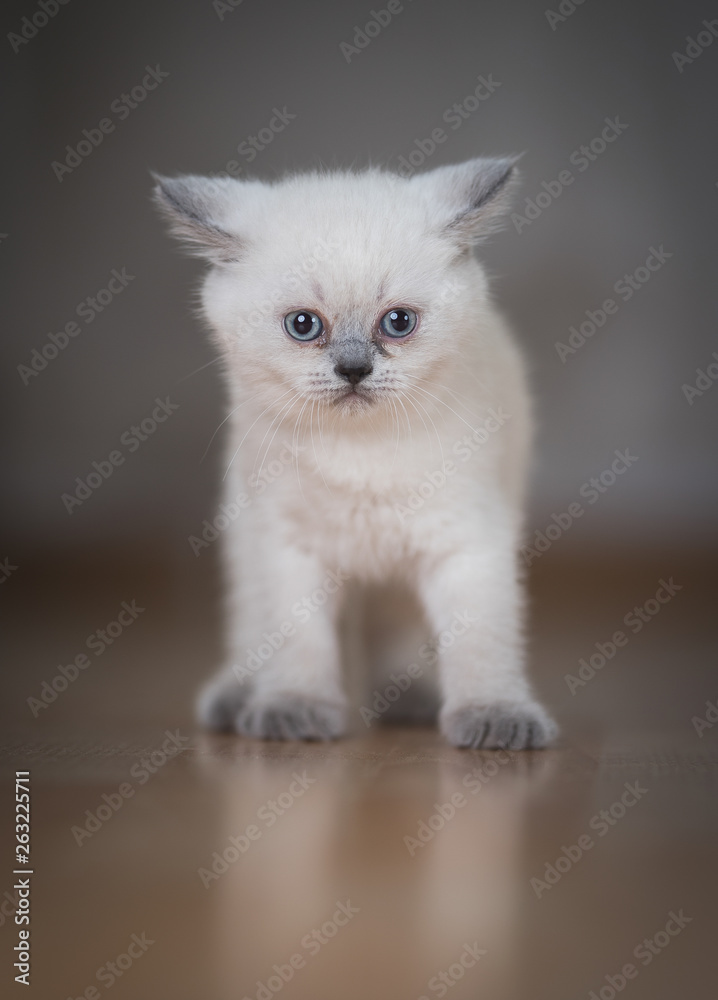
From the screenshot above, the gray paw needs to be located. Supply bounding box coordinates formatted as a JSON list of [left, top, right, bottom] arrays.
[[196, 674, 249, 732], [237, 694, 347, 741], [441, 700, 558, 750]]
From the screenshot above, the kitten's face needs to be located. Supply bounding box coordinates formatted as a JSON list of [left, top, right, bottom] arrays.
[[155, 161, 517, 419]]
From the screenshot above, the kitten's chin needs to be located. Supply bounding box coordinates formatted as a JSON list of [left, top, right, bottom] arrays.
[[332, 388, 375, 412]]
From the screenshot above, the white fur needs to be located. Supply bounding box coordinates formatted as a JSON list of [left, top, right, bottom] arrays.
[[155, 162, 557, 748]]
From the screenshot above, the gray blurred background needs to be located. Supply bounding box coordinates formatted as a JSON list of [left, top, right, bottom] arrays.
[[1, 0, 716, 737], [3, 0, 716, 555]]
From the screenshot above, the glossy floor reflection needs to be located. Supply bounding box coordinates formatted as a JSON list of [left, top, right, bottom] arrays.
[[2, 730, 716, 999], [1, 548, 717, 998]]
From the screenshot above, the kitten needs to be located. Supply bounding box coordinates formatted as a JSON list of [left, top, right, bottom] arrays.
[[154, 159, 557, 749]]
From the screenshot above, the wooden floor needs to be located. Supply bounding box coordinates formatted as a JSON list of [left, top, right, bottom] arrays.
[[1, 547, 717, 999]]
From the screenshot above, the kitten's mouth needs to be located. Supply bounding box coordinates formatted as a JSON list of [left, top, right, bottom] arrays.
[[335, 386, 374, 408]]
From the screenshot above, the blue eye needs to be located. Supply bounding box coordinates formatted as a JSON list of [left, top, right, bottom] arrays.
[[284, 310, 323, 341], [380, 307, 417, 338]]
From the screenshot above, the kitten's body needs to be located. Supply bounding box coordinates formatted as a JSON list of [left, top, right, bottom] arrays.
[[155, 162, 557, 748]]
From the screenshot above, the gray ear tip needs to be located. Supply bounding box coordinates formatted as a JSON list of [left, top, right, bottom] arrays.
[[151, 172, 197, 194], [480, 153, 522, 175], [493, 154, 523, 175], [150, 172, 241, 263], [151, 174, 193, 214], [149, 170, 169, 189], [150, 172, 173, 205], [505, 158, 522, 181]]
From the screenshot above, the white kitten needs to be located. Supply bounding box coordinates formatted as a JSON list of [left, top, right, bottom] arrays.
[[154, 159, 557, 749]]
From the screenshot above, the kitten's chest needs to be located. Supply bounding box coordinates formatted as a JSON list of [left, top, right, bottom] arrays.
[[285, 481, 416, 576], [271, 443, 468, 577], [296, 431, 443, 495]]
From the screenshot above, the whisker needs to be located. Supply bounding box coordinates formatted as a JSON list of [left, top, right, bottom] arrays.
[[310, 400, 334, 496], [201, 390, 264, 464], [292, 398, 310, 502], [405, 374, 486, 422], [394, 392, 413, 447], [406, 381, 484, 436], [388, 396, 401, 469], [253, 392, 302, 486], [176, 355, 221, 385], [222, 386, 297, 482], [317, 398, 331, 462], [402, 388, 445, 470]]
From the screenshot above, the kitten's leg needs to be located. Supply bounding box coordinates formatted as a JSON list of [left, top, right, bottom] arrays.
[[418, 545, 557, 750], [197, 544, 347, 741]]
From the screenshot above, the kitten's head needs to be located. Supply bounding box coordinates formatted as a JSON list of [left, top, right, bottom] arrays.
[[154, 159, 517, 418]]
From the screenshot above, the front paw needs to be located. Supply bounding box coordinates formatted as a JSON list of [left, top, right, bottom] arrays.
[[196, 672, 250, 732], [237, 693, 347, 742], [440, 700, 558, 750]]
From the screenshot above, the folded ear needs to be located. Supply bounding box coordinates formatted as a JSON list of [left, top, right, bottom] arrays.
[[152, 173, 244, 264], [413, 156, 520, 246]]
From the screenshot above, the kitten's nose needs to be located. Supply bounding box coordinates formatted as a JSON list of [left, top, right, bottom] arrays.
[[334, 361, 373, 385]]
